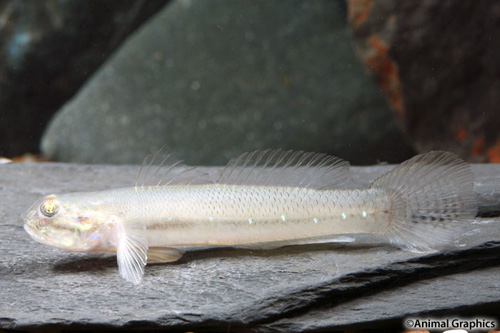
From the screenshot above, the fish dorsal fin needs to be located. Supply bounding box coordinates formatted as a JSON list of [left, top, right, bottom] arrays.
[[217, 149, 350, 189], [135, 150, 212, 188]]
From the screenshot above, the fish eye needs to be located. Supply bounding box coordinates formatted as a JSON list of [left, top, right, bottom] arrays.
[[40, 199, 60, 218]]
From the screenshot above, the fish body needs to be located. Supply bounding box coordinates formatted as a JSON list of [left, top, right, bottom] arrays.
[[138, 185, 388, 246], [23, 150, 477, 284], [31, 185, 388, 247]]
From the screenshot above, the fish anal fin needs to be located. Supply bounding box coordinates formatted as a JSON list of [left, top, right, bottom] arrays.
[[217, 149, 350, 189], [147, 247, 185, 263], [237, 235, 356, 250]]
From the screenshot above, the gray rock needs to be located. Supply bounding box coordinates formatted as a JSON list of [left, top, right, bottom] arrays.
[[347, 0, 500, 163], [0, 161, 499, 331], [41, 0, 414, 166], [0, 0, 169, 157]]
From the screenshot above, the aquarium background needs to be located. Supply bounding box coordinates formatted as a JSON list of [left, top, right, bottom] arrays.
[[0, 0, 497, 165]]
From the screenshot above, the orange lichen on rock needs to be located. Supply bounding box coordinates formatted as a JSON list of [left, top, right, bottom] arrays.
[[470, 136, 485, 156], [365, 35, 404, 116], [11, 153, 49, 163], [487, 139, 500, 163], [454, 124, 468, 142], [347, 0, 373, 29]]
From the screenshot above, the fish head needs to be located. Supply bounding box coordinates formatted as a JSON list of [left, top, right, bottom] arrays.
[[23, 193, 112, 252]]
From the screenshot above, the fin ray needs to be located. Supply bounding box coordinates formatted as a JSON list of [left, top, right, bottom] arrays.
[[237, 235, 356, 250], [370, 151, 477, 252], [115, 217, 148, 284], [217, 149, 350, 189], [147, 247, 185, 263], [135, 149, 212, 188]]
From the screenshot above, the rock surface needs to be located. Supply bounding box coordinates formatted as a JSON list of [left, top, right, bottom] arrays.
[[347, 0, 500, 163], [0, 0, 169, 157], [0, 161, 499, 331], [41, 0, 414, 166]]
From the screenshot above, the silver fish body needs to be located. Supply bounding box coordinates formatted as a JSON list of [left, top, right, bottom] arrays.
[[23, 150, 477, 284], [80, 185, 389, 247]]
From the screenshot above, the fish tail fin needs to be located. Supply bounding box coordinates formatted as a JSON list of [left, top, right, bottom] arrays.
[[370, 151, 477, 252]]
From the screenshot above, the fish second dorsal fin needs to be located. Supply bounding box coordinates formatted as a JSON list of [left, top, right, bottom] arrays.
[[217, 149, 350, 189]]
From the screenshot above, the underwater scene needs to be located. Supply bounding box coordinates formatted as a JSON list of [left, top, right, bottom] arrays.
[[1, 1, 500, 332]]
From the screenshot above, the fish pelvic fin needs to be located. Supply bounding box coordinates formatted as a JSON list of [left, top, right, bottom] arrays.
[[114, 216, 148, 284], [370, 151, 477, 252], [147, 247, 185, 263]]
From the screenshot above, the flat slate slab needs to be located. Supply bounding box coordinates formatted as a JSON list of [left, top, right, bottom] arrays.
[[1, 162, 499, 331]]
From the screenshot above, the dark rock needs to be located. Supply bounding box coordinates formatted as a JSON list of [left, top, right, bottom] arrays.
[[41, 0, 414, 166], [0, 0, 169, 157], [0, 161, 499, 331], [348, 0, 500, 163]]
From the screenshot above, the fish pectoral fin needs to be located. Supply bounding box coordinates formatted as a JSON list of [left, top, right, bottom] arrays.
[[115, 217, 148, 285], [147, 247, 185, 263]]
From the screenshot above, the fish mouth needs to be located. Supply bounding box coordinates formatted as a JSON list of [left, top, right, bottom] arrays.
[[24, 223, 60, 248], [24, 223, 41, 241], [22, 200, 43, 238], [23, 205, 38, 238]]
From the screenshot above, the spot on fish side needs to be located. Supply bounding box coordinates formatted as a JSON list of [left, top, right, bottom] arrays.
[[89, 232, 101, 239]]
